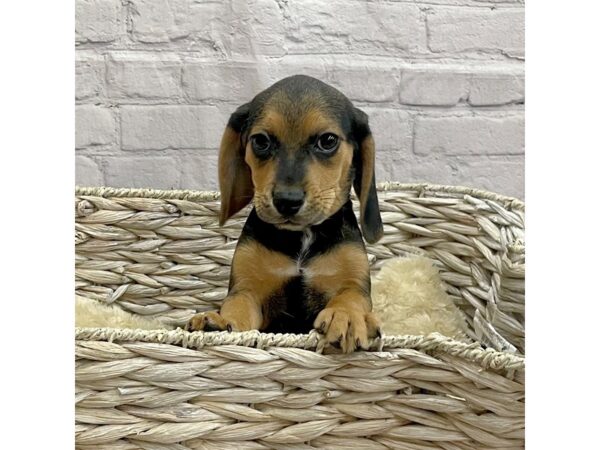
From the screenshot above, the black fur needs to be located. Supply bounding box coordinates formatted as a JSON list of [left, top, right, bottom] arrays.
[[239, 200, 363, 259]]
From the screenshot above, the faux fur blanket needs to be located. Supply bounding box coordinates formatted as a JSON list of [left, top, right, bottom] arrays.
[[371, 256, 469, 341], [76, 256, 469, 341]]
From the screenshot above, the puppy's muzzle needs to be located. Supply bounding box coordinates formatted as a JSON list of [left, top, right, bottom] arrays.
[[272, 187, 305, 217]]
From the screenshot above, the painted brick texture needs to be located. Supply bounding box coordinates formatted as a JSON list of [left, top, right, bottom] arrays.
[[75, 0, 524, 199]]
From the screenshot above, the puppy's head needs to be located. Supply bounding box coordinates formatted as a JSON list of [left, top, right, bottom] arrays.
[[218, 75, 383, 243]]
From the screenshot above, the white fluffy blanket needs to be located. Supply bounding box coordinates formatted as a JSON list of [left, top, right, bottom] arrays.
[[371, 256, 469, 341]]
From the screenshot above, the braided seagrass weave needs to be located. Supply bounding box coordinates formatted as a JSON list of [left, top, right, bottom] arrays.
[[75, 183, 525, 449]]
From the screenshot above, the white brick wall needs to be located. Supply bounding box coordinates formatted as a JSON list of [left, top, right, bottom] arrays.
[[75, 0, 524, 199]]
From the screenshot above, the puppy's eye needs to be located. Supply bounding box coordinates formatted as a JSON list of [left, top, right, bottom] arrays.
[[316, 133, 339, 154], [251, 132, 271, 155]]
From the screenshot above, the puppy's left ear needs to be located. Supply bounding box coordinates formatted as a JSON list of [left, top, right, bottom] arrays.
[[352, 108, 383, 244], [218, 103, 254, 226]]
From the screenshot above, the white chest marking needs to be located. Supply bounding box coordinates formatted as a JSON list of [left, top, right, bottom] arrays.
[[296, 229, 314, 273]]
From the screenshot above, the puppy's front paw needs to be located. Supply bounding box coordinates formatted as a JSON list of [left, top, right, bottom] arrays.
[[185, 311, 231, 332], [314, 307, 381, 353]]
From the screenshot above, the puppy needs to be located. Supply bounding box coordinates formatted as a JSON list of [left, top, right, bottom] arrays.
[[186, 75, 384, 353]]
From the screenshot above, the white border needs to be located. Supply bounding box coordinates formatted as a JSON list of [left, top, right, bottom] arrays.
[[527, 1, 600, 448], [1, 2, 74, 447]]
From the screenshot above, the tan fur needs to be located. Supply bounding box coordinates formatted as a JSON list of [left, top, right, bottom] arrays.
[[189, 241, 299, 331], [250, 109, 289, 142], [186, 300, 263, 332], [232, 240, 298, 296], [304, 243, 369, 299], [313, 290, 380, 353], [244, 144, 278, 221], [254, 92, 333, 145], [247, 105, 352, 228], [297, 108, 344, 144], [303, 140, 354, 222], [306, 244, 376, 353], [218, 126, 254, 225], [186, 311, 230, 332]]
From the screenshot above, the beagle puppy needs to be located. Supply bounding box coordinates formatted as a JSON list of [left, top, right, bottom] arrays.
[[186, 75, 383, 353]]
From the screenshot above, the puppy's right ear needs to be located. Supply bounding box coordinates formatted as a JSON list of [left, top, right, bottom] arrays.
[[218, 103, 253, 226]]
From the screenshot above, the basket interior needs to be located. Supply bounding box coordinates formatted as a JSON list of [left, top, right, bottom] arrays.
[[75, 183, 525, 354]]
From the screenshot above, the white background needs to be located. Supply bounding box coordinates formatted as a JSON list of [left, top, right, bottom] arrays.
[[2, 1, 600, 448]]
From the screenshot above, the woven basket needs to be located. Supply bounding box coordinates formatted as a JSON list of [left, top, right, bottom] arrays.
[[75, 182, 525, 449]]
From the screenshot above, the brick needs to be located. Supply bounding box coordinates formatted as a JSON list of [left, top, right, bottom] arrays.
[[452, 156, 523, 199], [76, 54, 105, 100], [103, 156, 180, 189], [399, 67, 524, 106], [285, 1, 426, 55], [73, 0, 525, 201], [120, 106, 226, 150], [375, 151, 407, 184], [360, 108, 412, 153], [472, 0, 524, 3], [129, 0, 224, 44], [129, 0, 188, 43], [265, 56, 399, 103], [179, 151, 219, 190], [400, 70, 470, 106], [427, 7, 524, 56], [76, 105, 116, 148], [129, 0, 283, 55], [265, 56, 329, 85], [410, 155, 523, 199], [75, 0, 121, 43], [370, 3, 428, 53], [183, 63, 262, 103], [469, 73, 524, 106], [416, 156, 523, 199], [76, 156, 104, 186], [414, 114, 524, 156], [327, 66, 399, 103], [375, 152, 523, 199], [227, 0, 286, 57], [107, 53, 182, 100]]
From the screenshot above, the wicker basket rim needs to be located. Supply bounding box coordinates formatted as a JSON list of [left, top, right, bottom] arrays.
[[75, 182, 524, 211], [75, 327, 524, 371]]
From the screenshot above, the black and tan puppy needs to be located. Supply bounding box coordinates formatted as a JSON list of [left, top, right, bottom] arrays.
[[186, 75, 384, 353]]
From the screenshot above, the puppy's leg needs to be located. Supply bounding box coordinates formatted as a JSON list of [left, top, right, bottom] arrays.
[[186, 293, 262, 332], [307, 242, 381, 353], [314, 290, 381, 353], [186, 238, 295, 332]]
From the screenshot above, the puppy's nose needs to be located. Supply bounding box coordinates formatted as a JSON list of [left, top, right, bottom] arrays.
[[273, 188, 305, 217]]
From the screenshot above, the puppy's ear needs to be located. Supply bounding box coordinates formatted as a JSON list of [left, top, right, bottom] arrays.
[[218, 103, 254, 226], [351, 108, 383, 244]]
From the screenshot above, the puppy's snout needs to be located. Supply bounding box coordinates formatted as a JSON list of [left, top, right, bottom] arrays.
[[273, 187, 305, 217]]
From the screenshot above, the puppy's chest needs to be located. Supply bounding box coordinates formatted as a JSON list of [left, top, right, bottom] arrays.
[[275, 230, 341, 294], [268, 230, 331, 288], [263, 230, 335, 333]]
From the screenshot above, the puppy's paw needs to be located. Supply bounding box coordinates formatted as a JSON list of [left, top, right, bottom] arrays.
[[185, 311, 231, 332], [314, 307, 381, 353]]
